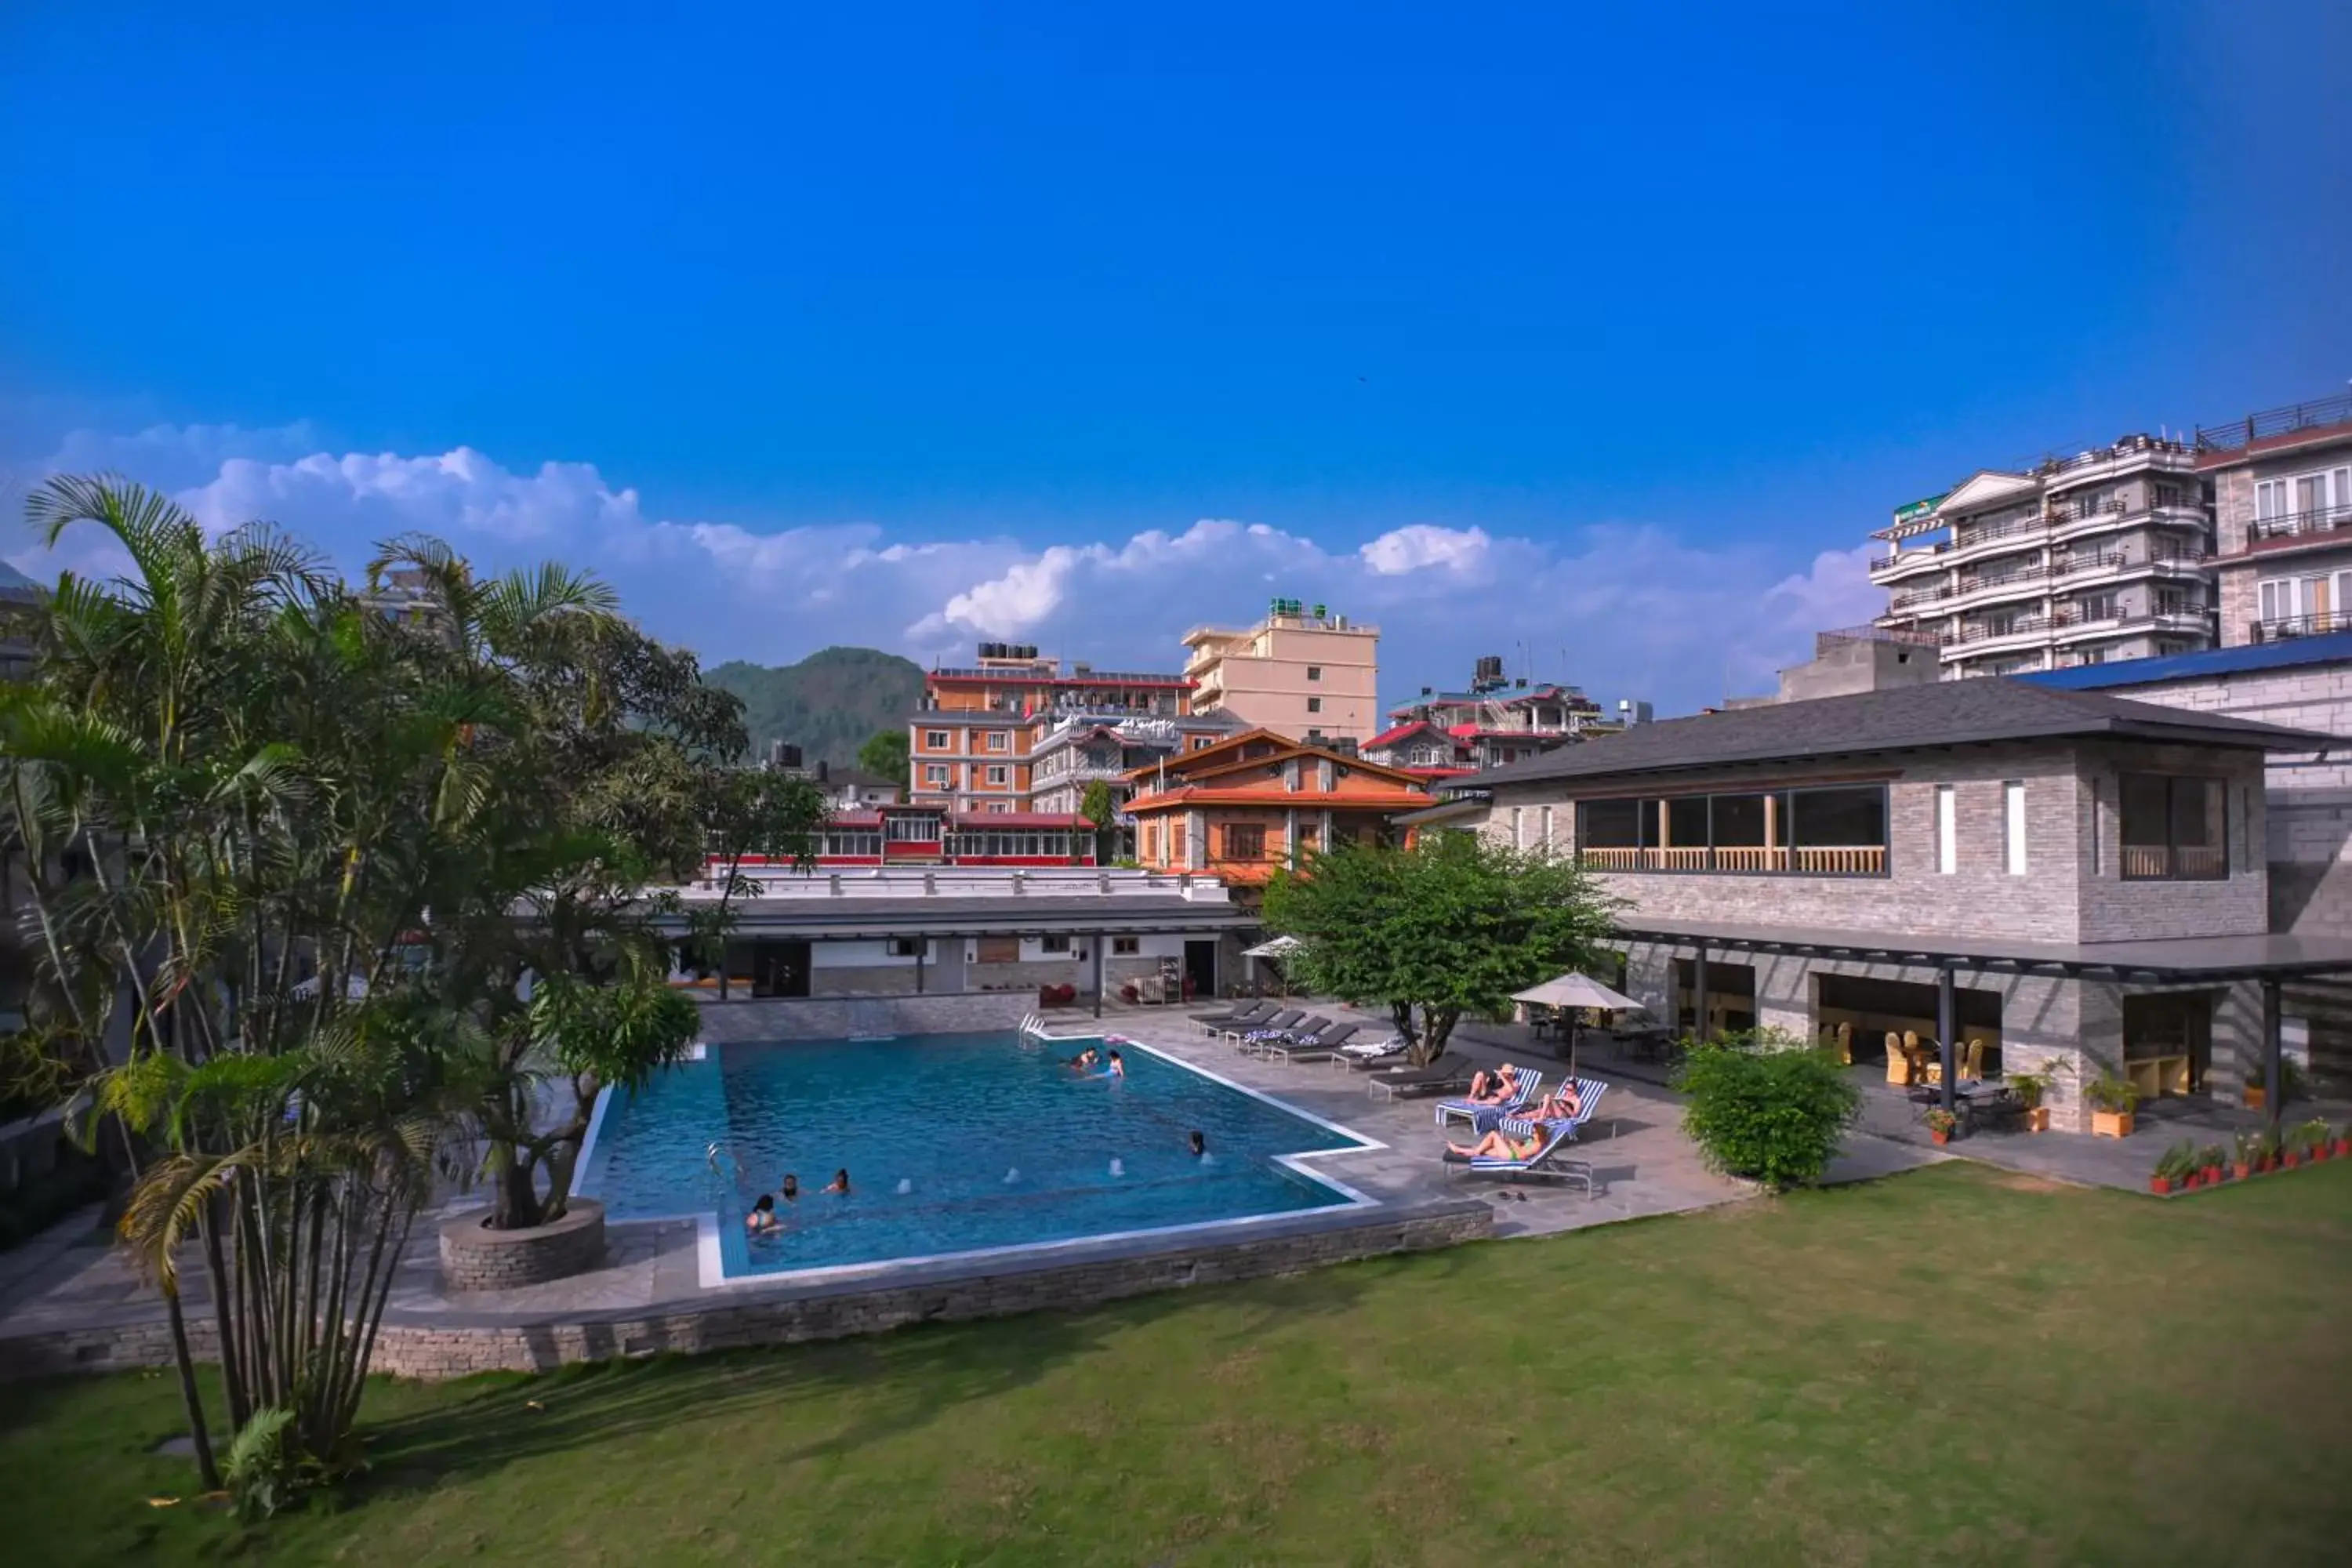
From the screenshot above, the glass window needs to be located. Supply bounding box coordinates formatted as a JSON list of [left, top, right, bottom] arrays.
[[924, 730, 950, 749], [1040, 935, 1071, 954], [1305, 696, 1323, 713], [1710, 793, 1768, 846], [1306, 666, 1323, 681], [1112, 935, 1140, 955], [1225, 823, 1266, 858], [1666, 796, 1709, 848], [1790, 786, 1887, 847], [2119, 774, 2227, 880]]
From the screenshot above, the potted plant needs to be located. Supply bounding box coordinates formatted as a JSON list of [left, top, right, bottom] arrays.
[[2083, 1070, 2140, 1138], [2198, 1145, 2227, 1186], [2337, 1123, 2352, 1160], [1924, 1107, 1958, 1146], [2008, 1069, 2053, 1134], [2302, 1118, 2336, 1163], [2151, 1142, 2195, 1195], [2253, 1127, 2281, 1174], [2230, 1128, 2258, 1181]]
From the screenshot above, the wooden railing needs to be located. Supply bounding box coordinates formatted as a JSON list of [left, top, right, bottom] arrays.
[[2121, 844, 2227, 881], [1577, 844, 1886, 877]]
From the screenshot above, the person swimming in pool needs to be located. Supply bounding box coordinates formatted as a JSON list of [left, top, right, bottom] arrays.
[[1104, 1049, 1125, 1079], [823, 1168, 851, 1195], [780, 1173, 799, 1204], [1189, 1130, 1207, 1158], [746, 1194, 781, 1233], [1064, 1046, 1099, 1072]]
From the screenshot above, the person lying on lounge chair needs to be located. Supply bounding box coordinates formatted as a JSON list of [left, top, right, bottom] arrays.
[[1465, 1064, 1521, 1105], [1525, 1082, 1583, 1121], [1446, 1122, 1548, 1162]]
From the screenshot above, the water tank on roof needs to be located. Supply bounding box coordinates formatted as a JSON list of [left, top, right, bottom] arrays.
[[1474, 655, 1504, 685]]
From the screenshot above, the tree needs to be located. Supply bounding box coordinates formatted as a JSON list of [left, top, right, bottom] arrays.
[[1079, 779, 1119, 863], [858, 728, 910, 792], [689, 765, 829, 1000], [1263, 831, 1618, 1066]]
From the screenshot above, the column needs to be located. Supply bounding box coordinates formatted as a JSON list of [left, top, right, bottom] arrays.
[[2263, 977, 2282, 1132], [1692, 946, 1708, 1040], [1937, 966, 1957, 1119], [1093, 930, 1106, 1019]]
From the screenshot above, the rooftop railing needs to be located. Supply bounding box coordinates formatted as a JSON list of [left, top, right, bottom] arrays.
[[2195, 392, 2352, 454]]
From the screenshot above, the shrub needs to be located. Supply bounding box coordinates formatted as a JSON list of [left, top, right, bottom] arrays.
[[1671, 1043, 1861, 1191]]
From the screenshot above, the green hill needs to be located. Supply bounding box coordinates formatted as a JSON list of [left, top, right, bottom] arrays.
[[704, 646, 926, 766]]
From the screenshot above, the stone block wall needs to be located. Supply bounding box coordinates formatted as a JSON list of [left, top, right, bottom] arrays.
[[695, 993, 1033, 1041], [0, 1202, 1493, 1384]]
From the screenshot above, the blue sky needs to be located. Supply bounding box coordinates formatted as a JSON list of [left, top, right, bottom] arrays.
[[2, 1, 2347, 713]]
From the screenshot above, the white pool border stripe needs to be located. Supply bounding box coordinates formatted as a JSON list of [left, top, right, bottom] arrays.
[[592, 1028, 1396, 1292]]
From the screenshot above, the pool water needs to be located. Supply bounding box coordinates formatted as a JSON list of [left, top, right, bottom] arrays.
[[576, 1032, 1370, 1276]]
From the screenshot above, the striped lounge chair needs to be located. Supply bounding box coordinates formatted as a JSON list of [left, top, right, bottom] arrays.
[[1434, 1069, 1544, 1130]]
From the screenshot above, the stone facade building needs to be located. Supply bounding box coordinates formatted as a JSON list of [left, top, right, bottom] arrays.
[[2198, 391, 2352, 648], [1420, 679, 2351, 1131]]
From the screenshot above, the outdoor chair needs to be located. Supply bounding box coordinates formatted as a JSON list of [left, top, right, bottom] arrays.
[[1366, 1053, 1475, 1101], [1835, 1022, 1853, 1065], [1444, 1099, 1605, 1196], [1194, 1001, 1275, 1035], [1243, 1014, 1328, 1054], [1223, 1008, 1301, 1044], [1884, 1033, 1913, 1087], [1435, 1069, 1544, 1129], [1331, 1036, 1410, 1071], [1959, 1037, 1987, 1083], [1265, 1022, 1360, 1063]]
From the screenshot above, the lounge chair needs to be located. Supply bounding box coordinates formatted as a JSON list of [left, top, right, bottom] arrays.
[[1244, 1014, 1330, 1055], [1366, 1052, 1475, 1102], [1193, 1001, 1276, 1034], [1434, 1069, 1544, 1129], [1443, 1114, 1596, 1196], [1265, 1022, 1361, 1064], [1226, 1008, 1304, 1046], [1330, 1035, 1410, 1071]]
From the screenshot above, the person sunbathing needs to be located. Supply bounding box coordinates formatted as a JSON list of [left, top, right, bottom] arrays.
[[1465, 1064, 1520, 1105], [1447, 1122, 1548, 1161], [1526, 1083, 1583, 1121]]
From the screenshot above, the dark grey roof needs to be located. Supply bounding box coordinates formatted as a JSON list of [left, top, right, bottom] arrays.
[[649, 895, 1250, 938], [1472, 678, 2336, 789], [1612, 913, 2352, 982]]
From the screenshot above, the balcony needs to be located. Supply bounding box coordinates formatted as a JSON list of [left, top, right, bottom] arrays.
[[1951, 614, 2050, 646], [1577, 845, 1886, 877], [2249, 609, 2352, 644], [2249, 499, 2352, 546], [2049, 607, 2210, 645], [2195, 391, 2352, 454]]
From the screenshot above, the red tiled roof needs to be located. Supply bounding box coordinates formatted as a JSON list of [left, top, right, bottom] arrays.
[[1365, 719, 1440, 750], [1126, 786, 1434, 812]]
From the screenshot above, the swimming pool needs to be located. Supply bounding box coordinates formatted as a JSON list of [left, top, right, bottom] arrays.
[[575, 1030, 1377, 1279]]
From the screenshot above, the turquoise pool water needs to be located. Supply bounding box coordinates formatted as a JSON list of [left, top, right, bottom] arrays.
[[576, 1031, 1368, 1276]]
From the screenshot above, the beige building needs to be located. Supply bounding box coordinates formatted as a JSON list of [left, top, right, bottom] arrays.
[[2198, 390, 2352, 647], [1181, 600, 1381, 746], [1869, 434, 2216, 677]]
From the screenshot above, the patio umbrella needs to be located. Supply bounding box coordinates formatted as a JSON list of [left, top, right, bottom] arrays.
[[1242, 935, 1304, 999], [1512, 972, 1643, 1074]]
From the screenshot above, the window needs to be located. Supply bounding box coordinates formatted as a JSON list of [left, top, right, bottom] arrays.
[[1570, 786, 1887, 875], [989, 801, 1011, 814], [1936, 786, 1956, 874], [1112, 935, 1140, 955], [1306, 665, 1323, 681], [1040, 935, 1072, 954], [924, 729, 950, 750], [1142, 824, 1160, 860], [886, 937, 926, 959], [985, 731, 1010, 752], [1305, 695, 1323, 713], [2119, 775, 2227, 880], [1224, 822, 1266, 859], [986, 764, 1008, 786], [886, 813, 942, 842], [924, 764, 950, 786], [1539, 804, 1553, 849], [2003, 782, 2027, 876]]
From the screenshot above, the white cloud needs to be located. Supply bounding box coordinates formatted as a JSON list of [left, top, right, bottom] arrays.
[[1359, 523, 1491, 576], [3, 423, 1880, 716]]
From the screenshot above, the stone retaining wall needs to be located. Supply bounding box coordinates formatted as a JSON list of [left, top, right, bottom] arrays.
[[694, 993, 1033, 1041], [0, 1202, 1491, 1383], [437, 1201, 606, 1290]]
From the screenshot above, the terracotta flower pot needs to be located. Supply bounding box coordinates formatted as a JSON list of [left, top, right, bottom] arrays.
[[2336, 1138, 2351, 1159], [2024, 1106, 2049, 1134], [1930, 1129, 1951, 1146], [2258, 1156, 2276, 1174], [2234, 1162, 2251, 1181], [2150, 1175, 2172, 1194], [2284, 1152, 2302, 1169]]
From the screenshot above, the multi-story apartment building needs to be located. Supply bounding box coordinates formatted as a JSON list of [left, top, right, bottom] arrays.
[[1870, 433, 2216, 677], [2198, 390, 2352, 647], [1181, 601, 1381, 746], [1124, 728, 1433, 898], [909, 643, 1196, 813], [1025, 711, 1245, 818], [1420, 678, 2352, 1131], [1363, 656, 1615, 781]]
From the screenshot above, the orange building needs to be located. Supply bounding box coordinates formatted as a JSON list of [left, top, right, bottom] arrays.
[[909, 642, 1197, 812], [1123, 728, 1435, 891]]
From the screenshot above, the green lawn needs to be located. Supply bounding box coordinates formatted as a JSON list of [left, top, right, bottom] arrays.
[[6, 1161, 2350, 1566]]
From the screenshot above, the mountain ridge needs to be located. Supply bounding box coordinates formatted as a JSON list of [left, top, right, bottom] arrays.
[[703, 646, 925, 767]]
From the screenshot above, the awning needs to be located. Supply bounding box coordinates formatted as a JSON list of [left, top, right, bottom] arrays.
[[1243, 935, 1305, 960], [1512, 972, 1642, 1011]]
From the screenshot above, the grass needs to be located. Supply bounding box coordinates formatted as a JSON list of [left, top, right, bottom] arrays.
[[5, 1161, 2350, 1565]]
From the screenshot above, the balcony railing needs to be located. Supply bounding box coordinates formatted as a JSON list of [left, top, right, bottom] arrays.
[[2249, 499, 2352, 544], [2250, 610, 2352, 644], [1577, 844, 1886, 877], [2120, 844, 2227, 881], [1953, 615, 2050, 644], [2195, 392, 2352, 453]]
